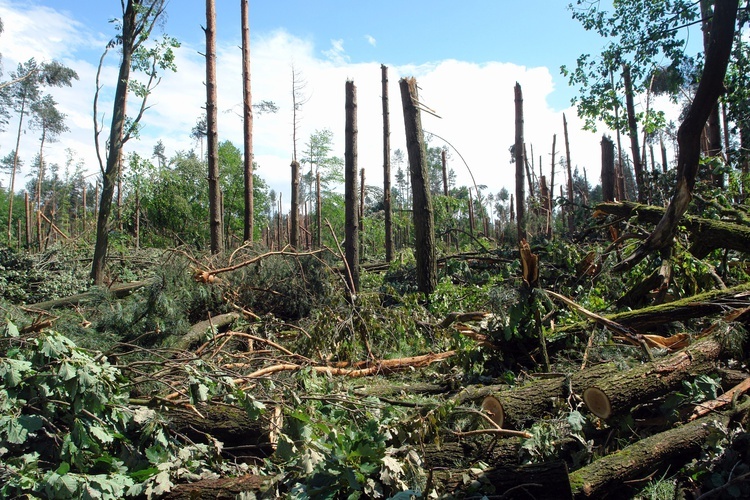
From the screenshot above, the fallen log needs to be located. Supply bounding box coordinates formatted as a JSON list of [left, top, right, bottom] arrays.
[[549, 281, 750, 343], [431, 460, 572, 500], [458, 336, 725, 429], [173, 312, 240, 351], [162, 402, 282, 460], [164, 474, 272, 499], [595, 201, 750, 258], [26, 278, 158, 310], [569, 398, 750, 498], [421, 439, 523, 469]]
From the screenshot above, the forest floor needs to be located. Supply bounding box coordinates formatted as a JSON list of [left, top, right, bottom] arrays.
[[2, 201, 750, 499]]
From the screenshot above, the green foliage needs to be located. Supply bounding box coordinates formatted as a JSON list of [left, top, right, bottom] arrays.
[[270, 375, 423, 498]]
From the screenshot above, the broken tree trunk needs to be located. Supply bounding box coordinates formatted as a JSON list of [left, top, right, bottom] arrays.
[[173, 312, 240, 351], [458, 336, 725, 429], [27, 278, 158, 310], [162, 403, 282, 460], [431, 460, 572, 500], [165, 474, 273, 499], [569, 398, 750, 498], [596, 201, 750, 258]]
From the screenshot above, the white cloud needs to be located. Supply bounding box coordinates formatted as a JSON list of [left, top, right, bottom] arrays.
[[0, 5, 620, 213], [365, 35, 376, 47]]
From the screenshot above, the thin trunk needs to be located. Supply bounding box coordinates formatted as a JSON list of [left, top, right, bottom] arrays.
[[400, 77, 436, 297], [116, 154, 123, 230], [135, 188, 140, 249], [315, 171, 321, 248], [7, 101, 26, 243], [241, 0, 254, 242], [523, 143, 534, 198], [468, 189, 475, 236], [661, 136, 669, 174], [722, 100, 730, 164], [290, 160, 300, 248], [344, 80, 360, 294], [563, 113, 575, 233], [359, 167, 365, 261], [514, 83, 526, 243], [549, 134, 556, 240], [382, 65, 394, 262], [36, 127, 46, 214], [24, 193, 30, 247], [622, 64, 646, 203], [611, 70, 626, 201], [441, 149, 448, 197]]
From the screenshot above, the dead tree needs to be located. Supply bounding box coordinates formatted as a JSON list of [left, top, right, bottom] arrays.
[[601, 135, 616, 202], [290, 160, 300, 248], [514, 83, 526, 242], [240, 0, 254, 242], [382, 65, 394, 262], [614, 0, 738, 272], [400, 77, 437, 297], [345, 80, 360, 294], [563, 113, 575, 233]]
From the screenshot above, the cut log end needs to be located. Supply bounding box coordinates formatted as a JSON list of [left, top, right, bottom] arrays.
[[583, 387, 612, 419], [481, 395, 505, 428]]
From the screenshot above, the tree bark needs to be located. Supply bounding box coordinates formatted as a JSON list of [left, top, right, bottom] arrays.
[[514, 83, 526, 243], [206, 0, 223, 254], [549, 134, 557, 239], [173, 312, 241, 351], [290, 160, 300, 248], [622, 64, 646, 204], [570, 399, 750, 499], [241, 0, 254, 243], [28, 278, 158, 310], [614, 1, 738, 272], [382, 65, 394, 262], [165, 475, 272, 500], [400, 77, 436, 297], [432, 461, 572, 500], [91, 2, 136, 283], [345, 80, 360, 294], [563, 113, 575, 233], [601, 135, 616, 202], [315, 171, 322, 248]]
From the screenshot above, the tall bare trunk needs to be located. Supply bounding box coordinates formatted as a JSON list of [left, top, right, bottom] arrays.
[[701, 0, 724, 188], [400, 77, 436, 297], [315, 171, 321, 248], [563, 113, 575, 233], [382, 65, 394, 262], [602, 135, 616, 202], [241, 0, 254, 242], [7, 102, 26, 243], [344, 81, 360, 294], [514, 83, 526, 243], [205, 0, 222, 254], [290, 160, 300, 248], [549, 135, 556, 240]]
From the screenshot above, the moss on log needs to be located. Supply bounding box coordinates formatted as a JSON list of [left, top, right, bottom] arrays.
[[164, 474, 272, 499], [569, 398, 750, 498]]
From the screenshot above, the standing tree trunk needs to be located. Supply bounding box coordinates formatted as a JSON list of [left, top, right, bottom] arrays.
[[399, 77, 436, 297], [290, 160, 300, 248], [205, 0, 223, 254], [615, 0, 738, 272], [441, 149, 449, 196], [514, 83, 526, 243], [359, 167, 365, 261], [701, 0, 724, 188], [344, 81, 360, 294], [563, 113, 575, 233], [382, 65, 394, 262], [622, 64, 646, 203], [315, 171, 321, 248], [548, 134, 556, 240], [601, 135, 616, 202], [241, 0, 254, 242]]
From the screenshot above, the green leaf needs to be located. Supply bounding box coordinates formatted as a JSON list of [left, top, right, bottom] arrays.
[[5, 321, 19, 338], [56, 462, 71, 475], [58, 362, 77, 381], [89, 424, 115, 444]]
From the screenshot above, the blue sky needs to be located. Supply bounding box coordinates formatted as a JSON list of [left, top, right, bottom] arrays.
[[0, 0, 677, 206]]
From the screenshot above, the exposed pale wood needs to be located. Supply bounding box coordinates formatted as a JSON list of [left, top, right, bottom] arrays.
[[173, 312, 240, 351]]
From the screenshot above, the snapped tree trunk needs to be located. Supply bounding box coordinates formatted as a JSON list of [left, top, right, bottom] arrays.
[[400, 77, 436, 297], [549, 134, 556, 239], [344, 80, 360, 294], [205, 0, 223, 254], [514, 83, 526, 242], [614, 0, 738, 272], [241, 0, 254, 243], [601, 135, 616, 202], [382, 64, 394, 262], [563, 113, 575, 233]]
